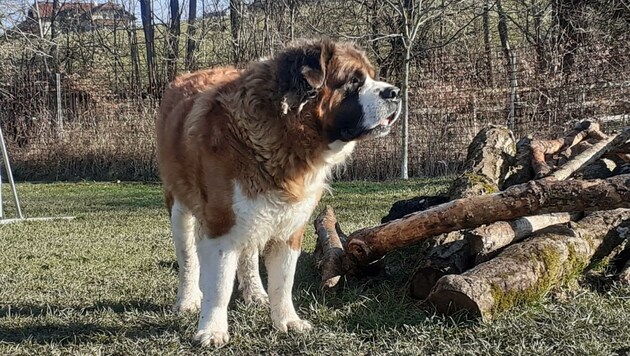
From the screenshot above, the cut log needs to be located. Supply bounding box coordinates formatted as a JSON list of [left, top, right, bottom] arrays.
[[530, 121, 600, 178], [408, 213, 575, 299], [345, 174, 630, 267], [313, 206, 347, 289], [447, 125, 516, 199], [409, 238, 472, 299], [468, 213, 574, 263], [547, 128, 629, 181], [426, 210, 630, 321]]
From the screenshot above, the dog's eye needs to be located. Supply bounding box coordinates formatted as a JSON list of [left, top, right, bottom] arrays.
[[350, 76, 360, 85]]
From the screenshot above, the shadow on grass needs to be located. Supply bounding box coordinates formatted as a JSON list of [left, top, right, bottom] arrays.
[[0, 300, 178, 344], [0, 320, 181, 344], [0, 300, 166, 318], [295, 250, 476, 332]]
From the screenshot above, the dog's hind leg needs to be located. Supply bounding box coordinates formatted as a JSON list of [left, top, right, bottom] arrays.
[[237, 244, 269, 305], [171, 199, 202, 313]]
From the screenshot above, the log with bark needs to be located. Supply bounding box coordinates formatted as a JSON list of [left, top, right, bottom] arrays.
[[502, 136, 534, 188], [467, 213, 574, 263], [447, 125, 515, 199], [345, 174, 630, 267], [408, 212, 576, 299], [426, 210, 630, 321], [313, 206, 348, 289], [408, 125, 516, 298]]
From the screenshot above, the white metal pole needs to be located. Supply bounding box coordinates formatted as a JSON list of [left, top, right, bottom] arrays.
[[0, 123, 23, 219]]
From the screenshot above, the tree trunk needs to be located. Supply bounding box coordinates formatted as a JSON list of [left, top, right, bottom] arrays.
[[345, 174, 630, 266], [496, 0, 517, 129], [400, 50, 411, 179], [230, 0, 243, 65], [426, 210, 630, 321], [482, 2, 493, 85], [167, 0, 181, 81], [49, 0, 60, 72], [185, 0, 198, 71], [139, 0, 156, 93], [447, 125, 516, 199]]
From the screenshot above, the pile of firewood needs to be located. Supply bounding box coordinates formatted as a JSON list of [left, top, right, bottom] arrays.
[[314, 120, 630, 321]]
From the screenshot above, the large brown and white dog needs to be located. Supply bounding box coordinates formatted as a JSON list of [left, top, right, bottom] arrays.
[[155, 38, 400, 346]]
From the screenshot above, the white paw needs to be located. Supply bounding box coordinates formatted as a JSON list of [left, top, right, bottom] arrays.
[[242, 289, 269, 306], [172, 296, 201, 314], [274, 318, 313, 333], [194, 330, 230, 347]]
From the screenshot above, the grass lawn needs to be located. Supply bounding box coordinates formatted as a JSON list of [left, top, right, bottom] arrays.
[[1, 179, 630, 355]]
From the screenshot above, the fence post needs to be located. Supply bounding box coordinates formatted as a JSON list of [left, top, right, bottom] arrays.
[[56, 73, 64, 137]]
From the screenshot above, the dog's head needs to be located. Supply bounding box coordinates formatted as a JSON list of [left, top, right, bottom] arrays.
[[276, 39, 401, 143]]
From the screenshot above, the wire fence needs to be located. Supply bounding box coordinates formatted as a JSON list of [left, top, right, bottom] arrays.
[[1, 42, 629, 182]]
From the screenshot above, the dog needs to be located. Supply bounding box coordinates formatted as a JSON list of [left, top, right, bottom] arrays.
[[155, 38, 401, 346]]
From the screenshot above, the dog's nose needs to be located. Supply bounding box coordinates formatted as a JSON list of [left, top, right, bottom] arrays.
[[380, 86, 400, 100]]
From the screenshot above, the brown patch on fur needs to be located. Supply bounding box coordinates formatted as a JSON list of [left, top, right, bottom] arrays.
[[286, 225, 306, 251], [156, 39, 374, 237]]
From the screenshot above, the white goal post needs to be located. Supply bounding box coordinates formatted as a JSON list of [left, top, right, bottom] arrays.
[[0, 120, 74, 225]]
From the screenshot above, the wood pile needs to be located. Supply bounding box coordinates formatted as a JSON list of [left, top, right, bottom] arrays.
[[314, 121, 630, 321]]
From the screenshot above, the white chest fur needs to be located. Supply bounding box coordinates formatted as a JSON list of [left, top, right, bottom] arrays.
[[227, 140, 355, 249], [230, 182, 321, 248]]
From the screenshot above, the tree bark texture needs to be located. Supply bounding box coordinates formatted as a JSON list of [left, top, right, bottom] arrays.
[[345, 175, 630, 266], [426, 210, 630, 321], [447, 125, 516, 200], [313, 206, 348, 289], [468, 213, 573, 263]]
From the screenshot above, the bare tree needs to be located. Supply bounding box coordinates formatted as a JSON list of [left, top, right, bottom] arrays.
[[185, 0, 198, 71], [230, 0, 243, 65], [383, 0, 459, 179], [167, 0, 181, 81], [139, 0, 156, 92], [497, 0, 517, 129]]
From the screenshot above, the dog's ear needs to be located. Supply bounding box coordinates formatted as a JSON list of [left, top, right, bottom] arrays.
[[277, 39, 333, 114]]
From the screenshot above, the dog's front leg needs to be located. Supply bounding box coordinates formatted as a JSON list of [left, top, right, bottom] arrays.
[[264, 228, 312, 333], [194, 236, 239, 347]]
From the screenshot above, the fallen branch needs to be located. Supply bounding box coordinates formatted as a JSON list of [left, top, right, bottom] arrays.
[[530, 121, 600, 178], [313, 206, 347, 289], [345, 174, 630, 266], [426, 210, 630, 321], [547, 128, 629, 181]]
